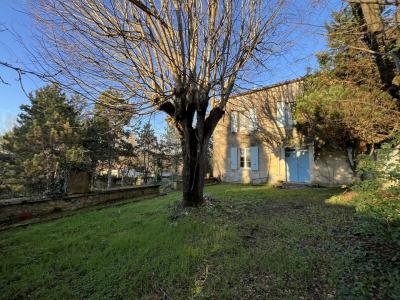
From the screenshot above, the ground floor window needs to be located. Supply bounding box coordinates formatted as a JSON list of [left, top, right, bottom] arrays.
[[240, 148, 251, 169]]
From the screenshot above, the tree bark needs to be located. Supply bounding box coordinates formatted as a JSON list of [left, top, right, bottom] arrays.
[[181, 132, 209, 207], [179, 104, 224, 206], [351, 3, 398, 99]]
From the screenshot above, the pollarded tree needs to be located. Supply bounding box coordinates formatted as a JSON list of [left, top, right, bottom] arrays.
[[32, 0, 287, 206]]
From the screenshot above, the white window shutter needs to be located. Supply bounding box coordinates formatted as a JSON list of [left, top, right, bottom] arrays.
[[238, 112, 245, 132], [230, 147, 238, 170], [277, 102, 285, 127], [249, 108, 257, 131], [286, 103, 293, 128], [251, 146, 259, 171], [231, 111, 238, 133]]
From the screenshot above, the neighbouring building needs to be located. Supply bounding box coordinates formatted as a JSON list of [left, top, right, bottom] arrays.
[[212, 78, 356, 186]]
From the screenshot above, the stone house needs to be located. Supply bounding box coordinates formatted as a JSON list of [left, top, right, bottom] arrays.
[[212, 78, 356, 186]]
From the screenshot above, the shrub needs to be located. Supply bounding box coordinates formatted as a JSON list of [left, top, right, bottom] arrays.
[[352, 191, 400, 243], [350, 136, 400, 243]]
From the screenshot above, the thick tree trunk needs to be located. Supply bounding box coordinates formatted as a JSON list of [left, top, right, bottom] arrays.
[[351, 3, 398, 99], [181, 135, 209, 207], [171, 92, 225, 207]]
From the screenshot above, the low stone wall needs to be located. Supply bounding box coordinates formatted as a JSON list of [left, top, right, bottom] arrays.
[[173, 178, 220, 191], [0, 185, 160, 226]]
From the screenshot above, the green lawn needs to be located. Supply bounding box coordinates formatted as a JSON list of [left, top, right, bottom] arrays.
[[1, 184, 399, 299]]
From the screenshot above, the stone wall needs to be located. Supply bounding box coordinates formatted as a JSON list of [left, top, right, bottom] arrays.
[[213, 79, 305, 185], [0, 185, 160, 226], [212, 78, 356, 186], [312, 150, 356, 186]]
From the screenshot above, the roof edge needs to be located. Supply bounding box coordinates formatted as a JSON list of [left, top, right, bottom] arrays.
[[229, 76, 305, 99]]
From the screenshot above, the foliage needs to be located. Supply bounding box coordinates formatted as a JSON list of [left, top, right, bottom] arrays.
[[132, 121, 185, 184], [0, 86, 138, 195], [1, 184, 399, 298], [296, 5, 400, 253], [357, 135, 400, 185], [295, 7, 400, 154], [349, 135, 400, 243], [161, 122, 182, 176], [296, 77, 398, 150], [83, 88, 134, 188], [134, 123, 159, 183], [1, 84, 87, 194]]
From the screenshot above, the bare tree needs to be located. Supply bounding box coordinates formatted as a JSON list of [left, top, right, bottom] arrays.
[[31, 0, 287, 206]]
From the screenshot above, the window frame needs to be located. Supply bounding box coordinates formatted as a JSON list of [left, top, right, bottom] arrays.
[[239, 147, 252, 169], [237, 109, 257, 133]]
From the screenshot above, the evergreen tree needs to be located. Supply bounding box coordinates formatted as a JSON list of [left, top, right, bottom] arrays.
[[87, 88, 133, 189], [2, 84, 87, 194], [161, 121, 182, 177], [135, 123, 158, 184], [295, 7, 400, 168], [0, 135, 16, 196]]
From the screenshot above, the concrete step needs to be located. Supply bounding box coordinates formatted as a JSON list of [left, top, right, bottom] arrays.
[[280, 181, 310, 189]]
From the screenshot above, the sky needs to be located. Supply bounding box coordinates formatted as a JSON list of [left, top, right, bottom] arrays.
[[0, 0, 344, 136]]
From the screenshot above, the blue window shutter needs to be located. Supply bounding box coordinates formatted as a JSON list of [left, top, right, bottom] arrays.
[[230, 147, 238, 170], [277, 102, 285, 127], [251, 146, 259, 171]]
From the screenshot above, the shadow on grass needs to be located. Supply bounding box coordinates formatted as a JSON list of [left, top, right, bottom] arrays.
[[0, 184, 399, 299]]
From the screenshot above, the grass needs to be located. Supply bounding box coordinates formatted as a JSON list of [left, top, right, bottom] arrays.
[[1, 184, 399, 299]]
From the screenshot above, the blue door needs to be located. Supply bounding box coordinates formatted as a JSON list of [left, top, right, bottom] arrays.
[[285, 149, 310, 183]]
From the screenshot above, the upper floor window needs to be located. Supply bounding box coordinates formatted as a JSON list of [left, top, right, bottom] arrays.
[[277, 102, 293, 128], [231, 109, 257, 133]]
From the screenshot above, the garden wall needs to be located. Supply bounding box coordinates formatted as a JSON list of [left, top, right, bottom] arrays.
[[0, 185, 160, 226]]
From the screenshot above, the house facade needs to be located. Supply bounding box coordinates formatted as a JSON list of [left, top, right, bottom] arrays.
[[212, 78, 356, 186]]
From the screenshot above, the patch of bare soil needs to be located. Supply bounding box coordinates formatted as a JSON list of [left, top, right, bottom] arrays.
[[339, 191, 358, 203]]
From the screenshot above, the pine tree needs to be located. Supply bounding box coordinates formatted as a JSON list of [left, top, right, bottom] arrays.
[[295, 7, 400, 167], [135, 123, 158, 184], [162, 122, 182, 177], [2, 84, 87, 194], [87, 88, 133, 189]]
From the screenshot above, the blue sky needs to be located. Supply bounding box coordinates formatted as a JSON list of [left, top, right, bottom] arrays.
[[0, 0, 343, 135]]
